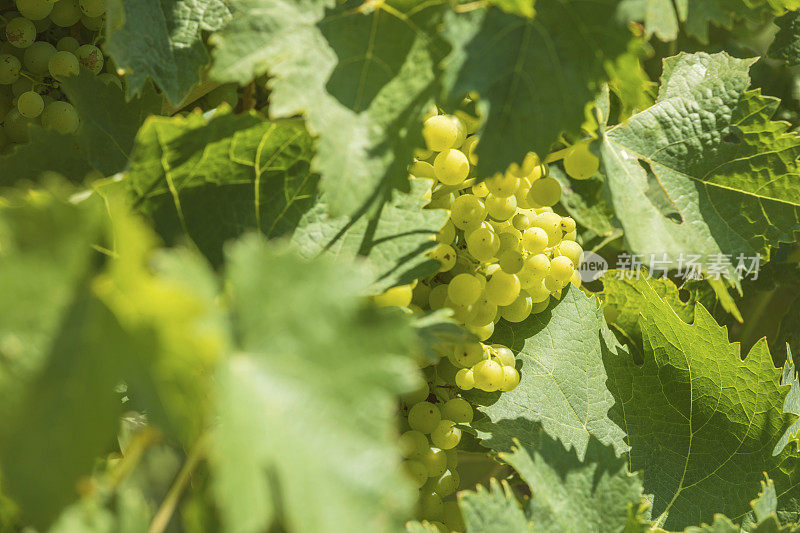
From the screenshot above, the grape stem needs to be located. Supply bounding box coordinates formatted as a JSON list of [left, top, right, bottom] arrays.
[[452, 1, 485, 13]]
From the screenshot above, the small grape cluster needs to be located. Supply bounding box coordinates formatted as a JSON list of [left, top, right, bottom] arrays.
[[0, 0, 121, 152]]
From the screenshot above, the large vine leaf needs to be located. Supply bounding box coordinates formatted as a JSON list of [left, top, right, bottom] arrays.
[[210, 0, 447, 216], [466, 286, 629, 460], [105, 0, 232, 104], [441, 1, 634, 176], [602, 276, 800, 529], [125, 109, 317, 266], [602, 52, 800, 284], [211, 236, 420, 533]]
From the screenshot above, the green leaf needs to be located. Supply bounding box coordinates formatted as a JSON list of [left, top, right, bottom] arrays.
[[441, 1, 633, 176], [210, 0, 446, 215], [126, 110, 317, 266], [602, 276, 800, 529], [549, 165, 619, 238], [105, 0, 231, 104], [467, 286, 629, 460], [210, 236, 420, 533], [292, 179, 448, 291], [602, 52, 800, 284], [770, 10, 800, 66], [500, 434, 646, 533], [777, 352, 800, 455], [458, 479, 533, 533]]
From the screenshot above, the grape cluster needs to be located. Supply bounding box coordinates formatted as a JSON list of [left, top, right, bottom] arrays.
[[372, 103, 589, 532], [0, 0, 121, 152]]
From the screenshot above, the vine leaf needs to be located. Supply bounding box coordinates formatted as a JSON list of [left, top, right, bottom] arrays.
[[125, 109, 317, 266], [466, 286, 629, 460], [210, 236, 420, 533], [458, 479, 533, 533], [441, 1, 634, 176], [602, 52, 800, 284], [769, 9, 800, 66], [105, 0, 231, 104], [602, 276, 800, 529], [210, 0, 446, 216]]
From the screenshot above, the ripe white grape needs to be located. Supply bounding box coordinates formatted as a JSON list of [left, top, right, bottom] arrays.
[[468, 321, 494, 341], [49, 0, 82, 27], [497, 249, 523, 274], [419, 491, 443, 520], [447, 273, 482, 307], [427, 284, 448, 310], [0, 54, 22, 84], [564, 142, 600, 180], [429, 243, 456, 272], [16, 0, 54, 20], [499, 366, 521, 392], [450, 194, 486, 230], [473, 359, 504, 391], [531, 296, 551, 314], [515, 176, 533, 208], [78, 0, 105, 17], [453, 343, 485, 367], [17, 91, 43, 118], [433, 148, 470, 185], [466, 226, 500, 262], [409, 160, 435, 179], [48, 50, 79, 79], [485, 172, 520, 198], [402, 381, 429, 406], [485, 193, 517, 220], [41, 101, 79, 133], [431, 420, 461, 449], [500, 293, 532, 323], [485, 271, 520, 306], [465, 296, 497, 327], [56, 36, 79, 53], [523, 253, 550, 277], [526, 278, 551, 303], [436, 219, 455, 244], [97, 72, 123, 90], [531, 212, 563, 246], [75, 44, 103, 74], [522, 227, 548, 253], [455, 368, 475, 390], [491, 346, 516, 367], [461, 134, 478, 165], [400, 430, 429, 459], [512, 212, 531, 231], [544, 274, 565, 292], [527, 176, 562, 207], [434, 469, 459, 496], [560, 216, 576, 233], [408, 401, 441, 434], [555, 240, 583, 268], [5, 18, 36, 48], [23, 41, 55, 75], [443, 501, 466, 532], [441, 398, 473, 423], [373, 284, 413, 307], [421, 447, 448, 478], [80, 13, 104, 31], [549, 256, 575, 283], [403, 460, 428, 488], [422, 114, 458, 152], [471, 179, 489, 197]]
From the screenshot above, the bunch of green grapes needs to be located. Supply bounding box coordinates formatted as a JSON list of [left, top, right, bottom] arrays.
[[0, 0, 123, 152], [370, 104, 587, 532]]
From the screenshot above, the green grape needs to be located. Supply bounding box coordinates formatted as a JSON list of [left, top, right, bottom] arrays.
[[80, 13, 103, 30], [449, 194, 485, 230], [49, 0, 81, 27], [521, 227, 548, 253], [56, 35, 79, 52], [485, 193, 517, 221], [434, 469, 460, 496], [429, 243, 456, 272], [523, 253, 550, 277], [78, 0, 104, 17], [544, 274, 565, 293], [430, 420, 461, 450], [443, 501, 466, 532], [497, 226, 522, 253], [531, 296, 551, 314], [399, 430, 429, 459], [422, 114, 458, 152], [512, 212, 531, 231], [5, 18, 36, 48], [421, 447, 448, 478], [408, 401, 441, 434], [485, 271, 520, 307], [485, 171, 520, 198], [471, 179, 489, 197], [461, 134, 478, 165], [17, 90, 43, 118], [452, 343, 484, 368], [447, 273, 482, 307], [455, 108, 481, 134], [446, 299, 473, 324], [499, 294, 532, 323], [564, 142, 599, 180], [555, 240, 583, 268], [97, 72, 122, 90], [11, 76, 31, 96], [526, 279, 551, 302], [41, 101, 79, 133], [436, 219, 455, 244], [373, 284, 413, 308], [531, 211, 563, 246], [455, 368, 475, 390], [441, 398, 473, 423], [465, 226, 500, 262], [499, 366, 521, 392], [427, 188, 454, 209], [402, 380, 429, 406], [433, 148, 470, 186], [3, 108, 33, 143], [428, 284, 449, 310], [472, 359, 504, 392], [428, 522, 447, 533], [16, 0, 54, 20], [468, 320, 494, 341], [419, 491, 444, 521], [409, 159, 435, 179], [402, 460, 428, 488], [519, 151, 541, 176], [560, 216, 576, 233], [549, 256, 574, 283], [23, 41, 55, 75], [497, 249, 523, 274], [491, 345, 515, 367], [48, 50, 79, 79], [570, 270, 582, 288], [527, 176, 562, 207], [75, 44, 103, 74]]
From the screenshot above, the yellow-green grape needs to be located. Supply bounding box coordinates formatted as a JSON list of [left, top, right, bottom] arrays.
[[560, 216, 576, 234], [564, 229, 578, 241], [441, 398, 473, 423], [515, 176, 533, 208], [436, 219, 455, 244], [400, 430, 429, 459], [80, 13, 104, 31], [408, 401, 441, 434], [421, 447, 448, 478], [462, 134, 478, 165], [471, 179, 489, 197], [22, 41, 55, 75], [468, 321, 494, 341], [403, 460, 428, 488], [443, 501, 466, 532], [17, 91, 43, 118], [491, 345, 515, 367], [555, 240, 583, 268], [497, 249, 524, 274], [373, 284, 413, 307], [485, 193, 517, 221], [433, 149, 470, 185], [419, 491, 444, 521], [570, 270, 582, 287], [485, 172, 520, 198], [3, 108, 33, 143], [564, 142, 600, 180], [455, 108, 481, 134], [97, 72, 123, 90], [453, 343, 485, 368], [430, 244, 457, 272], [428, 522, 447, 533], [550, 256, 575, 283], [455, 368, 475, 390], [527, 279, 551, 302], [451, 115, 466, 148], [522, 227, 548, 254], [450, 194, 486, 230], [76, 44, 103, 74], [531, 296, 551, 314], [402, 381, 430, 406], [500, 294, 532, 323], [434, 469, 460, 496], [410, 159, 436, 179], [524, 253, 551, 278], [531, 212, 563, 247], [78, 0, 105, 17], [423, 114, 459, 152], [428, 285, 449, 311], [16, 0, 54, 20], [431, 420, 461, 449], [427, 189, 455, 209], [499, 366, 521, 392], [519, 152, 541, 176], [528, 161, 547, 182], [412, 282, 431, 308], [544, 274, 565, 293], [0, 54, 22, 84], [485, 271, 521, 306], [49, 0, 82, 27], [466, 226, 500, 262], [465, 295, 497, 327], [527, 176, 561, 207], [56, 36, 79, 53], [497, 226, 522, 252], [48, 50, 79, 79], [5, 18, 36, 48], [512, 212, 531, 231], [473, 359, 504, 391], [447, 273, 482, 307], [414, 147, 433, 161]]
